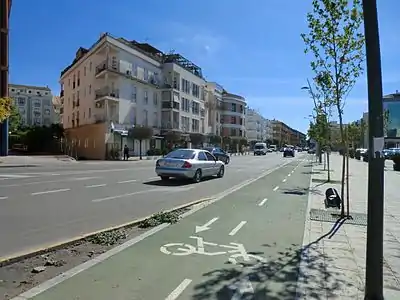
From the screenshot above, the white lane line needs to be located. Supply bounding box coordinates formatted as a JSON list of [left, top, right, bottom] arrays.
[[0, 196, 8, 200], [31, 188, 70, 196], [0, 176, 100, 188], [165, 279, 192, 300], [229, 221, 247, 236], [258, 198, 268, 206], [282, 178, 287, 183], [86, 184, 106, 188], [0, 174, 34, 178], [117, 179, 137, 184], [273, 186, 279, 191], [145, 176, 159, 181], [288, 173, 291, 177]]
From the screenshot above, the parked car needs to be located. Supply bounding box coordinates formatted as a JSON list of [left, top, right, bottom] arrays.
[[155, 148, 225, 183], [203, 147, 230, 164], [283, 147, 295, 157], [308, 148, 316, 154]]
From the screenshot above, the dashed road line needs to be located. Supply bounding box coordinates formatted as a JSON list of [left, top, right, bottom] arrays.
[[288, 173, 291, 177], [0, 196, 8, 200], [229, 221, 247, 236], [165, 279, 192, 300], [282, 178, 287, 182], [258, 198, 268, 206], [31, 188, 70, 196], [85, 184, 107, 188], [273, 186, 279, 191], [117, 179, 137, 184]]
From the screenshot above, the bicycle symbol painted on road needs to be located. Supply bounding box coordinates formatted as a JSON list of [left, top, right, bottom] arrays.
[[160, 236, 266, 265]]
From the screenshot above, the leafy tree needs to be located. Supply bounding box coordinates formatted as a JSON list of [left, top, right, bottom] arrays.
[[128, 126, 153, 160], [302, 0, 365, 212], [8, 104, 22, 133], [0, 97, 12, 122], [189, 133, 205, 147], [208, 134, 221, 146]]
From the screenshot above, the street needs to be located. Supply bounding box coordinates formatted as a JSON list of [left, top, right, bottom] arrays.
[[0, 154, 304, 260], [19, 154, 311, 300]]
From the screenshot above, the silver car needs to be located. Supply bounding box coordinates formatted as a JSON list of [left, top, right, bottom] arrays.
[[155, 148, 225, 183]]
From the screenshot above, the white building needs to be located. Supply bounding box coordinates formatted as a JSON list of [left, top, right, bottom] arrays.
[[8, 84, 55, 127], [265, 119, 273, 141], [246, 108, 266, 142], [205, 82, 224, 136], [59, 33, 208, 159]]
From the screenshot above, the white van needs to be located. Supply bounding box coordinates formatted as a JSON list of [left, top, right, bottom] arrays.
[[254, 142, 268, 155]]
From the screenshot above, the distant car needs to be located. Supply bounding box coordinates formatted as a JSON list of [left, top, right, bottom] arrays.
[[253, 142, 268, 155], [203, 147, 230, 164], [155, 148, 225, 183], [283, 147, 295, 157]]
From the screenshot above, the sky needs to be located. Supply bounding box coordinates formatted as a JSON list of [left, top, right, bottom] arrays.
[[8, 0, 400, 134]]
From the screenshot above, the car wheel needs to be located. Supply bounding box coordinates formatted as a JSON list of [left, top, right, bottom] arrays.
[[217, 165, 225, 178], [225, 156, 230, 164], [160, 176, 169, 181], [193, 169, 202, 183]]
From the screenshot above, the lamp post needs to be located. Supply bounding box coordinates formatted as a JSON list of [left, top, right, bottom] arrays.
[[362, 0, 385, 299]]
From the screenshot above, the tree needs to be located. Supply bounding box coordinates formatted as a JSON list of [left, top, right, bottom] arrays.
[[8, 104, 22, 133], [189, 133, 205, 147], [302, 0, 365, 215], [0, 97, 12, 122], [128, 126, 153, 160]]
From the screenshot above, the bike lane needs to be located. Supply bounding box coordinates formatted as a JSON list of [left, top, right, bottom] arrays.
[[26, 157, 311, 300]]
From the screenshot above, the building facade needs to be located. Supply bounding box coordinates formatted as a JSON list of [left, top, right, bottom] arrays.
[[205, 82, 224, 136], [59, 33, 210, 159], [246, 108, 267, 142], [272, 119, 305, 146], [221, 92, 246, 139], [8, 84, 55, 128]]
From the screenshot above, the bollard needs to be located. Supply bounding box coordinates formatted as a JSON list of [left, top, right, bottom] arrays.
[[324, 187, 341, 209]]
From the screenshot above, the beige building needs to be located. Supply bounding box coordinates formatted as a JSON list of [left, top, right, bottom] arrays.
[[8, 84, 55, 127], [59, 33, 208, 159]]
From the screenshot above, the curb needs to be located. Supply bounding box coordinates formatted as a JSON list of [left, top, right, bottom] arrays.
[[0, 196, 214, 268]]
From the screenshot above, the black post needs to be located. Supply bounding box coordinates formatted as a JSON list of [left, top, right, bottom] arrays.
[[363, 0, 385, 299]]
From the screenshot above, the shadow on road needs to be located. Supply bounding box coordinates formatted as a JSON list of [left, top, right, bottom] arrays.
[[282, 186, 323, 196], [143, 177, 215, 187], [192, 219, 352, 300], [302, 171, 322, 175]]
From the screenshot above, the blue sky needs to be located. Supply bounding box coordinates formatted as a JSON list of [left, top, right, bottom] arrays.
[[9, 0, 400, 134]]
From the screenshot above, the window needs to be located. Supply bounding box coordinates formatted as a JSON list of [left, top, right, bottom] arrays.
[[198, 152, 207, 161], [83, 67, 86, 76], [231, 103, 237, 112], [77, 72, 80, 86], [181, 79, 190, 94], [144, 69, 149, 81], [230, 128, 237, 136], [89, 61, 92, 71], [73, 75, 76, 89], [153, 112, 158, 127], [144, 90, 148, 104], [88, 107, 91, 118], [192, 119, 200, 132], [192, 83, 199, 98], [192, 101, 200, 115], [181, 97, 190, 112], [231, 116, 236, 124], [17, 97, 25, 105], [142, 110, 148, 126], [131, 85, 137, 102], [205, 152, 215, 161], [89, 85, 91, 95], [153, 92, 158, 106]]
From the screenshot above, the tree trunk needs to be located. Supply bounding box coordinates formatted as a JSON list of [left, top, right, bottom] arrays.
[[346, 146, 350, 217], [139, 139, 142, 160], [338, 108, 346, 217], [327, 150, 331, 182], [323, 151, 326, 170]]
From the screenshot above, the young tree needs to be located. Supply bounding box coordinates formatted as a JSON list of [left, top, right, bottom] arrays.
[[302, 0, 365, 216], [128, 126, 153, 160], [8, 104, 22, 133], [0, 97, 12, 122]]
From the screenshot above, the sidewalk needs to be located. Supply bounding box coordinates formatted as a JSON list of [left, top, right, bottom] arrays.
[[296, 154, 400, 299]]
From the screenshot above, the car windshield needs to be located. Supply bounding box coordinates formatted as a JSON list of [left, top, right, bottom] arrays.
[[254, 145, 264, 149], [165, 149, 196, 159]]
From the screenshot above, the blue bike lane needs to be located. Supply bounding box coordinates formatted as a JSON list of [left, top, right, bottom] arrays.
[[23, 158, 311, 300]]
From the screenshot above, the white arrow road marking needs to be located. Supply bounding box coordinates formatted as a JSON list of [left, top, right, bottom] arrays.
[[165, 278, 192, 300], [258, 198, 268, 206], [195, 217, 219, 233], [229, 221, 247, 236], [230, 276, 254, 300]]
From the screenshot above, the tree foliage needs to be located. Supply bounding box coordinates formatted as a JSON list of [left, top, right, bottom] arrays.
[[0, 97, 13, 122], [9, 104, 22, 133], [189, 133, 205, 146], [128, 126, 153, 141], [301, 0, 365, 126]]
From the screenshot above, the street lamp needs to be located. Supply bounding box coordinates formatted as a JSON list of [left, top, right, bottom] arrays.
[[362, 0, 385, 299]]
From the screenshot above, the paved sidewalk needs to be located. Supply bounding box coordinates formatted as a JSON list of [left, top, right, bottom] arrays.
[[296, 154, 400, 299]]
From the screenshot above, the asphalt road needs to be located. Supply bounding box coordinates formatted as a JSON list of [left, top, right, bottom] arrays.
[[26, 155, 312, 300], [0, 153, 307, 260]]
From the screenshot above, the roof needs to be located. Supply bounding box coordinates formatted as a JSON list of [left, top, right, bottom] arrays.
[[9, 83, 51, 91]]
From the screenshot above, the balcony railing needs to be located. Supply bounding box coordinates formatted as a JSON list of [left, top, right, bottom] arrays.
[[95, 87, 120, 100]]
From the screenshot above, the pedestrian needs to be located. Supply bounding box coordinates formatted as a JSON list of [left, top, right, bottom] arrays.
[[123, 144, 129, 161]]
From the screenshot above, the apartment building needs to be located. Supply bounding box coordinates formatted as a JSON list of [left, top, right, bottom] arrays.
[[52, 96, 62, 124], [272, 120, 305, 146], [59, 33, 208, 159], [246, 108, 267, 142], [8, 84, 55, 127], [205, 82, 224, 136], [221, 92, 246, 139]]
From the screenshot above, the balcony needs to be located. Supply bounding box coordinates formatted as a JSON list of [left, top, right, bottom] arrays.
[[60, 90, 64, 97], [95, 87, 120, 101], [161, 101, 180, 110]]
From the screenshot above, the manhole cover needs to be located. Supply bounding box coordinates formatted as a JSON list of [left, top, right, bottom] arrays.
[[309, 209, 367, 226]]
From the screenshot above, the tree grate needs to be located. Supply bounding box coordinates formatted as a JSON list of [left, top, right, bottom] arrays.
[[309, 208, 367, 226]]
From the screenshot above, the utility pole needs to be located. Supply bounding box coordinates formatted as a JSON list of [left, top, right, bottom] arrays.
[[0, 0, 11, 156], [362, 0, 385, 299]]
